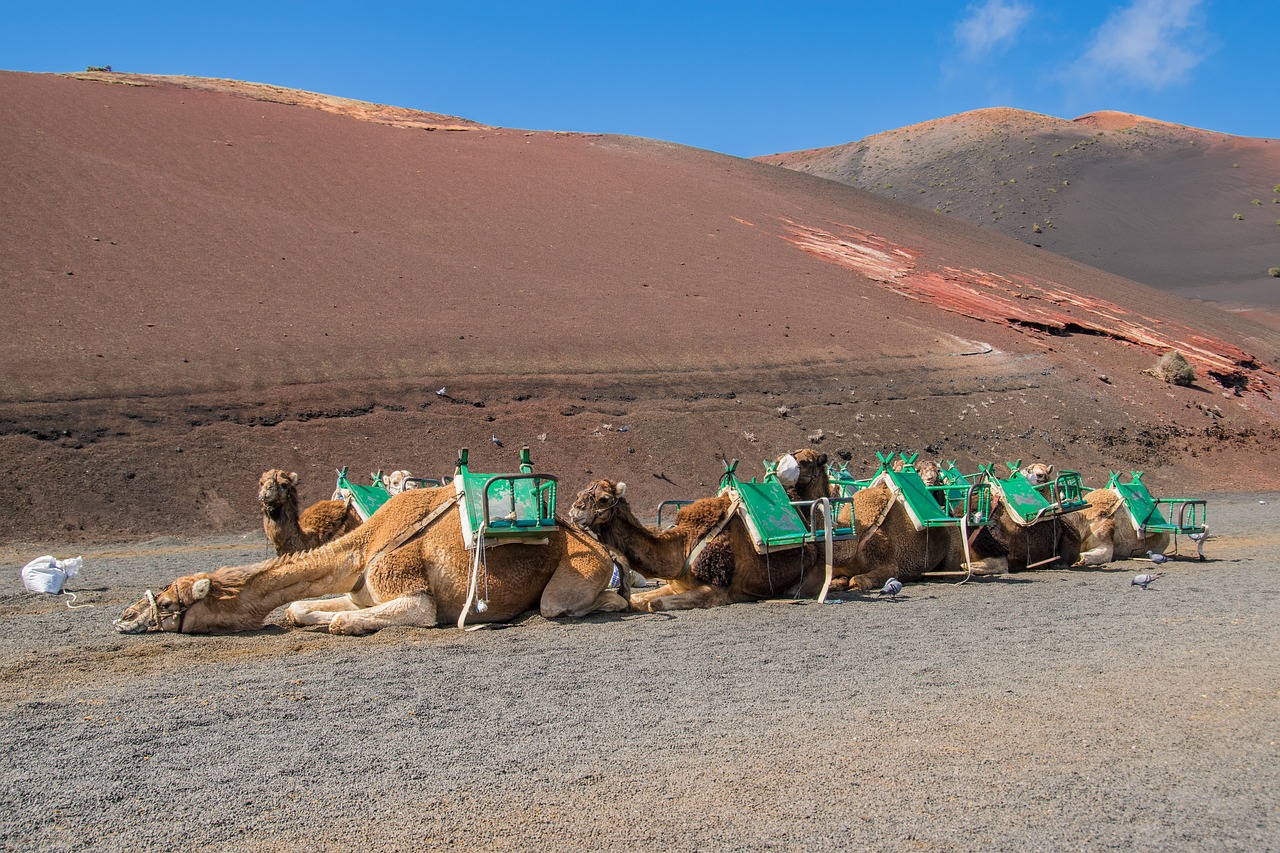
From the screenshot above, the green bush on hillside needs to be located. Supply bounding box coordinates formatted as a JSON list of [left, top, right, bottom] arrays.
[[1155, 351, 1196, 386]]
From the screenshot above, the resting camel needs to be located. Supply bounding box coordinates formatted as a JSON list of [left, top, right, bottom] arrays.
[[781, 449, 1007, 592], [568, 480, 828, 611], [117, 486, 628, 635], [1061, 490, 1169, 566], [1042, 467, 1209, 565], [988, 462, 1083, 571], [259, 469, 360, 555]]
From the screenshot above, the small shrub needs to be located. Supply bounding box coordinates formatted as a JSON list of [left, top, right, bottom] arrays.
[[1274, 183, 1280, 193], [1233, 213, 1244, 220], [1269, 267, 1280, 277], [1155, 351, 1196, 386]]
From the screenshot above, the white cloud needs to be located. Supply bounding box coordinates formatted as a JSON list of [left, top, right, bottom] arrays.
[[1078, 0, 1206, 87], [955, 0, 1032, 58]]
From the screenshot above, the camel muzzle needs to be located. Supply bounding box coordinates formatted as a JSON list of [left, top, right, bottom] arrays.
[[114, 589, 182, 634]]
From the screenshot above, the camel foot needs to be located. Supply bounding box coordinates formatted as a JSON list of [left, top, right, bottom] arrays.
[[327, 613, 373, 636]]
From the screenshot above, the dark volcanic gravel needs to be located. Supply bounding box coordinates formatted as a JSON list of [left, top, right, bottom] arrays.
[[1, 493, 1277, 850]]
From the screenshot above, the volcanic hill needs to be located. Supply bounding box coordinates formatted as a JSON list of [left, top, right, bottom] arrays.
[[756, 108, 1280, 319], [2, 71, 1278, 543]]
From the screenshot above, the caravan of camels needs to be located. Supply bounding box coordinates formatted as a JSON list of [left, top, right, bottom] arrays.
[[114, 446, 1209, 636]]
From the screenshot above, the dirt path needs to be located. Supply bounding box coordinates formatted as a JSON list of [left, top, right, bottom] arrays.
[[2, 493, 1278, 850]]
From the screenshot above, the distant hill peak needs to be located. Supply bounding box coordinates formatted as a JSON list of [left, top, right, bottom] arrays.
[[1071, 110, 1191, 133], [61, 69, 485, 131]]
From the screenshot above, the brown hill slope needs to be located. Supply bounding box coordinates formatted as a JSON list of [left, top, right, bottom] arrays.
[[756, 108, 1280, 315], [3, 72, 1279, 543]]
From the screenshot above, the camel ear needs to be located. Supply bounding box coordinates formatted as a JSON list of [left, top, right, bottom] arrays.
[[817, 453, 828, 466], [288, 472, 299, 485], [191, 578, 212, 600], [615, 482, 627, 498]]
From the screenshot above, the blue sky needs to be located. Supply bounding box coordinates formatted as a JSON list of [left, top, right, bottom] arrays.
[[2, 0, 1274, 157]]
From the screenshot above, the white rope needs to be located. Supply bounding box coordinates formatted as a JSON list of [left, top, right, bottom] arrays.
[[61, 591, 94, 610], [458, 526, 489, 629]]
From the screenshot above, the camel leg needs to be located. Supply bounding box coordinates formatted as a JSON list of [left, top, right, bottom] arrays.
[[646, 584, 736, 611], [286, 595, 362, 626], [630, 583, 677, 609], [327, 592, 438, 636], [967, 555, 1009, 576], [544, 588, 630, 618], [1077, 540, 1114, 566], [848, 569, 897, 593], [540, 530, 626, 618]]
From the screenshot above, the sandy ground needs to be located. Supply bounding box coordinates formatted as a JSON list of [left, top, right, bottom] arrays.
[[1, 492, 1276, 851]]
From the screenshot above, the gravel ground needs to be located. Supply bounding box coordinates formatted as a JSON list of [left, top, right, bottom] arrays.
[[2, 493, 1278, 851]]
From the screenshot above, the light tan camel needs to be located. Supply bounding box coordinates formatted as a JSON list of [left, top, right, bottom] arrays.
[[781, 450, 1006, 592], [259, 469, 360, 555], [1065, 490, 1169, 565], [568, 480, 828, 611], [116, 486, 628, 635]]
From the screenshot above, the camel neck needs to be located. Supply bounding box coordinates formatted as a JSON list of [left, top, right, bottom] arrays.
[[596, 501, 688, 582], [199, 531, 371, 630]]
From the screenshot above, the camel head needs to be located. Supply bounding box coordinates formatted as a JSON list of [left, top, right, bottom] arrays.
[[114, 575, 214, 634], [914, 459, 941, 486], [258, 469, 299, 508], [775, 449, 829, 502], [1020, 463, 1055, 486], [385, 470, 413, 495], [569, 480, 627, 531]]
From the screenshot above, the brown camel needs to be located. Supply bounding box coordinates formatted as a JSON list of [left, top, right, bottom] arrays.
[[968, 462, 1083, 572], [117, 486, 628, 635], [568, 480, 828, 611], [780, 449, 1007, 592], [258, 469, 360, 555]]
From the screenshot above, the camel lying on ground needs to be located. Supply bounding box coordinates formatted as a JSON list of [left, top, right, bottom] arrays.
[[117, 486, 628, 635], [569, 480, 828, 611], [259, 469, 360, 555], [990, 463, 1083, 571], [1064, 489, 1170, 566], [782, 449, 1007, 592]]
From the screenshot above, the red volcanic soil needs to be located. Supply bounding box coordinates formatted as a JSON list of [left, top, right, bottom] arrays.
[[756, 107, 1280, 312], [3, 72, 1279, 544]]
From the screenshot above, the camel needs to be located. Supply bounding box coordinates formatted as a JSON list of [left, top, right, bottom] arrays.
[[974, 462, 1082, 572], [1063, 473, 1207, 566], [259, 469, 360, 555], [1066, 489, 1171, 566], [117, 486, 628, 635], [781, 449, 1007, 592], [568, 480, 828, 611], [385, 470, 414, 495]]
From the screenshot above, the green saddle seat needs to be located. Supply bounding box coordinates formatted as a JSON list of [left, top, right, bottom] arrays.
[[719, 460, 855, 554], [1108, 471, 1208, 536], [972, 461, 1089, 526], [865, 452, 991, 532], [453, 447, 558, 550], [335, 468, 393, 522]]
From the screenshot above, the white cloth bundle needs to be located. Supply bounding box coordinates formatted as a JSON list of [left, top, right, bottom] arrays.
[[20, 555, 83, 595]]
